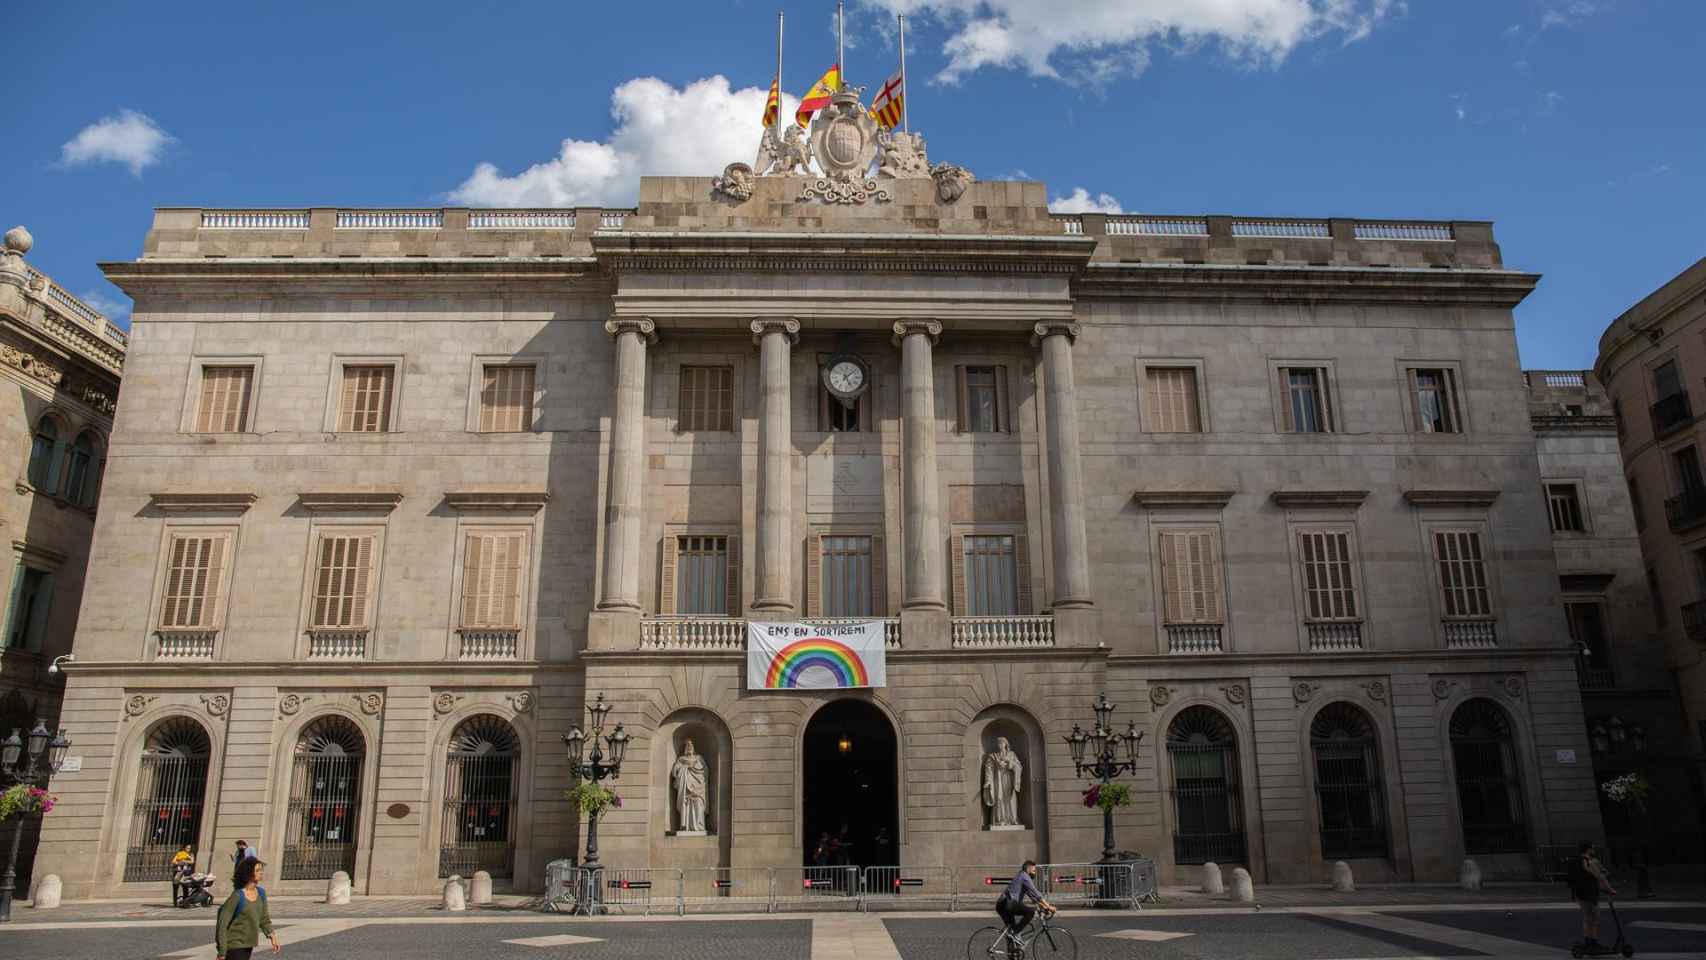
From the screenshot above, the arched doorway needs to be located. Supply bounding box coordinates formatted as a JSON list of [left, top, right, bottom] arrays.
[[1449, 698, 1527, 855], [1166, 705, 1247, 865], [439, 715, 520, 878], [1310, 702, 1389, 860], [802, 699, 898, 868], [282, 715, 365, 880], [123, 717, 212, 881]]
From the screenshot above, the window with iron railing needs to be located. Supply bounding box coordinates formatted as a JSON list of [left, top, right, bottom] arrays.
[[1546, 483, 1586, 533]]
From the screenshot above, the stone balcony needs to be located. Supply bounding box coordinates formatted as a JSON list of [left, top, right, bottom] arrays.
[[155, 629, 217, 659], [637, 615, 1055, 651]]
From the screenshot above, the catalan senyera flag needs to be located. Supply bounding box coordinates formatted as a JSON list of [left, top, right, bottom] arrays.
[[761, 76, 781, 128], [794, 63, 840, 128], [868, 69, 904, 130]]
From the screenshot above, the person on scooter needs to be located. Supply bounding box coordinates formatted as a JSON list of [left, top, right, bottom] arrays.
[[1571, 841, 1617, 954]]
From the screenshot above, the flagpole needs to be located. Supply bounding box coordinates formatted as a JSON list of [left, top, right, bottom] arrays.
[[837, 0, 845, 82], [898, 14, 908, 132], [777, 9, 784, 108]]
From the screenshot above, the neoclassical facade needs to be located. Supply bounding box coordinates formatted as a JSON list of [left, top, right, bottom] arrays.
[[35, 166, 1605, 897]]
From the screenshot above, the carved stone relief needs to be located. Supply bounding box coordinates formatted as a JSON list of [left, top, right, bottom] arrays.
[[1220, 684, 1248, 706], [354, 693, 384, 716], [201, 693, 231, 718], [507, 691, 535, 714], [278, 693, 307, 717], [1292, 681, 1318, 704], [1149, 686, 1172, 708], [434, 692, 462, 716], [124, 694, 157, 719], [1363, 680, 1388, 702]]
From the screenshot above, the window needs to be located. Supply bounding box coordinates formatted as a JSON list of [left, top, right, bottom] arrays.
[[1565, 404, 1584, 417], [1546, 483, 1585, 533], [1432, 530, 1491, 618], [1653, 359, 1683, 399], [1450, 699, 1528, 855], [282, 715, 365, 880], [1279, 367, 1331, 433], [338, 365, 395, 432], [27, 417, 58, 489], [310, 534, 375, 629], [1298, 531, 1358, 621], [678, 365, 734, 432], [811, 535, 880, 617], [1144, 366, 1202, 433], [665, 535, 736, 616], [1647, 566, 1666, 627], [956, 365, 1008, 433], [460, 531, 525, 629], [1628, 476, 1645, 532], [1408, 367, 1461, 433], [1567, 601, 1614, 688], [159, 534, 228, 630], [123, 718, 211, 882], [1675, 446, 1705, 496], [957, 534, 1022, 616], [195, 366, 254, 433], [478, 364, 535, 433], [1166, 706, 1247, 865], [1159, 530, 1224, 624], [819, 385, 869, 433], [1311, 703, 1389, 860], [4, 567, 53, 651], [63, 432, 99, 507]]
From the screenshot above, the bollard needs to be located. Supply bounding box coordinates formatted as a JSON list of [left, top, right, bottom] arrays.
[[1330, 861, 1354, 893], [32, 874, 62, 909], [326, 870, 352, 905], [443, 876, 467, 912], [470, 870, 493, 905], [1458, 858, 1482, 892], [1200, 862, 1224, 895], [1229, 867, 1254, 903]]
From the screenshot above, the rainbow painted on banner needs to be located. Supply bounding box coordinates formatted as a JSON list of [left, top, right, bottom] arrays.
[[763, 637, 871, 689]]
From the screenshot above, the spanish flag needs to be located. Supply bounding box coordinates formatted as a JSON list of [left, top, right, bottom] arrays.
[[761, 76, 781, 128], [868, 69, 904, 130], [795, 63, 840, 128]]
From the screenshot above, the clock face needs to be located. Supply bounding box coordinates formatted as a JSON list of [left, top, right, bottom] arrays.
[[826, 359, 866, 397]]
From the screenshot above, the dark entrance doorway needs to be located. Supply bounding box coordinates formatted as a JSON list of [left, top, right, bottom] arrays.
[[802, 699, 898, 868]]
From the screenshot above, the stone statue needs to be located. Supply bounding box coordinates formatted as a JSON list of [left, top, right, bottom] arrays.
[[672, 739, 709, 833], [712, 162, 755, 202], [757, 124, 814, 177], [931, 162, 975, 204], [982, 737, 1023, 828], [877, 131, 931, 180]]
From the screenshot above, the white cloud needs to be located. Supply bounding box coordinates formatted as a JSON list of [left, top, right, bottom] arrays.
[[1541, 0, 1611, 28], [861, 0, 1402, 85], [59, 110, 174, 176], [448, 76, 794, 208], [79, 290, 131, 323], [1048, 188, 1123, 214]]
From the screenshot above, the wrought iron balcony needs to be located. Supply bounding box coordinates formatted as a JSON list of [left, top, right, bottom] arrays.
[[1666, 488, 1706, 532], [1576, 661, 1617, 690], [1650, 390, 1693, 437], [1683, 601, 1706, 645]]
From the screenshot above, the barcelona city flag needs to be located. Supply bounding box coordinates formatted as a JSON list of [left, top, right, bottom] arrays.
[[868, 69, 904, 130], [761, 76, 781, 128], [795, 63, 840, 128]]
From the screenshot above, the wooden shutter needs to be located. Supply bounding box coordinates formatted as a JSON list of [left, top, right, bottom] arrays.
[[162, 535, 225, 629], [350, 536, 373, 627], [481, 365, 535, 432], [805, 533, 823, 617], [24, 574, 54, 651], [340, 366, 393, 432], [1442, 369, 1460, 433], [1014, 533, 1033, 614], [950, 532, 967, 616], [724, 535, 741, 616], [1277, 368, 1295, 432], [197, 366, 253, 433], [1406, 369, 1424, 431], [497, 533, 522, 627], [313, 534, 373, 628], [1159, 533, 1184, 622], [1146, 367, 1200, 433], [1160, 530, 1221, 623], [870, 534, 887, 615], [462, 533, 486, 626], [995, 365, 1011, 433], [659, 536, 679, 615], [954, 366, 969, 433], [1318, 370, 1334, 431]]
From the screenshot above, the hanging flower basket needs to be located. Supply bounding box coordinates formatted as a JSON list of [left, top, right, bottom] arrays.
[[0, 784, 56, 822], [1600, 772, 1650, 812], [1081, 782, 1132, 812], [565, 781, 622, 817]]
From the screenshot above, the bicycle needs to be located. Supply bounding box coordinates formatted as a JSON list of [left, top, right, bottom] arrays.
[[966, 908, 1077, 959]]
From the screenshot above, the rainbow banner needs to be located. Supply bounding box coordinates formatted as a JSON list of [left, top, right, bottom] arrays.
[[747, 620, 887, 690]]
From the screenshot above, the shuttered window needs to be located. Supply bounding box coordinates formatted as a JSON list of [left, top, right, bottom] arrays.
[[963, 535, 1018, 616], [1144, 367, 1202, 433], [1409, 368, 1460, 434], [823, 536, 874, 617], [1298, 531, 1358, 621], [311, 535, 375, 629], [956, 365, 1009, 433], [1546, 483, 1585, 532], [479, 365, 535, 433], [195, 366, 254, 433], [1279, 367, 1330, 433], [160, 535, 227, 629], [679, 366, 734, 432], [1433, 530, 1491, 618], [672, 535, 735, 616], [1160, 530, 1223, 623], [338, 365, 395, 433], [461, 531, 525, 628]]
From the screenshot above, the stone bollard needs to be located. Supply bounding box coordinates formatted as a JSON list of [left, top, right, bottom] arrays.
[[32, 874, 62, 909], [1200, 862, 1224, 895], [1330, 861, 1355, 893], [470, 870, 493, 905], [443, 875, 467, 912], [326, 870, 352, 905], [1458, 858, 1482, 892], [1229, 867, 1255, 903]]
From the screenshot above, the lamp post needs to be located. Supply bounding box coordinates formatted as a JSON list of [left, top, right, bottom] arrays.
[[1, 719, 70, 923], [1064, 693, 1143, 864], [561, 693, 628, 914]]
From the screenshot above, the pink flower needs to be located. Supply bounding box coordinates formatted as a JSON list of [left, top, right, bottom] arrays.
[[1081, 784, 1101, 809]]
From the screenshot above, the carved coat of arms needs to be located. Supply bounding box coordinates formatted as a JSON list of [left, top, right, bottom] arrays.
[[799, 88, 891, 205]]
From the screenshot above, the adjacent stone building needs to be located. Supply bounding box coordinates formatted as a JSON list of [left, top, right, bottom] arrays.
[[33, 150, 1608, 898], [0, 225, 125, 889]]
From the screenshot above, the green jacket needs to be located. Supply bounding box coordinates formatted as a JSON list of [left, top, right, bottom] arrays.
[[214, 887, 273, 955]]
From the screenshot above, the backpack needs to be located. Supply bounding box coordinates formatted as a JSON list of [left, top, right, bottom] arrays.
[[1565, 857, 1595, 899], [227, 886, 267, 928]]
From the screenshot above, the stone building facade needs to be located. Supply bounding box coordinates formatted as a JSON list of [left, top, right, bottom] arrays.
[[34, 169, 1606, 898], [0, 225, 125, 889]]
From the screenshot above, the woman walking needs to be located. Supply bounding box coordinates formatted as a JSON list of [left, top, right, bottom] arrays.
[[215, 856, 281, 960]]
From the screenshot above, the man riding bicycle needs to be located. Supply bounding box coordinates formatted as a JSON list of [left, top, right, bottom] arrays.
[[996, 860, 1057, 937]]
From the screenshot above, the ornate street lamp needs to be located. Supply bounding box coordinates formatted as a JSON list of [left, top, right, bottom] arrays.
[[1065, 693, 1143, 864], [561, 693, 627, 915], [1, 719, 70, 923]]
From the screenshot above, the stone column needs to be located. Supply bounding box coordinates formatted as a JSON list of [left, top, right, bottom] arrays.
[[596, 318, 656, 614], [894, 321, 947, 616], [751, 318, 800, 613], [1034, 322, 1094, 610]]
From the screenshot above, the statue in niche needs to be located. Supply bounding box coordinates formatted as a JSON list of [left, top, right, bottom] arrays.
[[672, 739, 709, 834], [982, 736, 1024, 829]]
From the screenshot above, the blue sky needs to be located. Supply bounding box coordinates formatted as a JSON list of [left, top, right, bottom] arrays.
[[6, 0, 1702, 369]]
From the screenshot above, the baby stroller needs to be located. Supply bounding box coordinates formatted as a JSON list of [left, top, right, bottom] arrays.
[[174, 868, 215, 908]]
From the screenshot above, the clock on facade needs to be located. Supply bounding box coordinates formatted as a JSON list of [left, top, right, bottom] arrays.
[[821, 353, 870, 406]]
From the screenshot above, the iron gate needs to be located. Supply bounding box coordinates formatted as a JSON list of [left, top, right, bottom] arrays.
[[1167, 707, 1247, 865], [439, 715, 518, 877], [282, 716, 364, 880], [1311, 703, 1389, 860], [124, 718, 211, 881], [1450, 699, 1528, 855]]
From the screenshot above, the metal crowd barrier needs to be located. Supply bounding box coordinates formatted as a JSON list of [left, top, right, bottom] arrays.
[[680, 866, 773, 914], [1043, 862, 1138, 910], [770, 866, 862, 911], [595, 866, 672, 915], [543, 859, 579, 913], [859, 865, 957, 911]]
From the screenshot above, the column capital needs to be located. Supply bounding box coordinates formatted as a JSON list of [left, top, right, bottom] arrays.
[[891, 319, 943, 347], [750, 317, 801, 346], [604, 317, 658, 344], [1031, 321, 1082, 346]]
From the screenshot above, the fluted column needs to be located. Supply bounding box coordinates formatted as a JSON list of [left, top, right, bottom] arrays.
[[751, 318, 801, 613], [596, 318, 656, 612], [894, 320, 946, 611], [1034, 321, 1093, 609]]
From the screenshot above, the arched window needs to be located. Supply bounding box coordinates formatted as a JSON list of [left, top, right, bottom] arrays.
[[440, 715, 519, 878], [283, 716, 366, 880], [64, 432, 98, 506], [1450, 698, 1528, 854], [27, 417, 58, 489], [1166, 706, 1246, 864], [124, 717, 212, 881], [1311, 702, 1389, 859]]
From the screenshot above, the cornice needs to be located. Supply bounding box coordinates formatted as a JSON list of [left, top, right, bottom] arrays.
[[100, 257, 603, 291], [149, 492, 258, 514], [592, 231, 1096, 276], [296, 490, 404, 514], [1078, 262, 1541, 308], [1132, 490, 1236, 509], [443, 490, 551, 514], [1403, 489, 1501, 508], [1530, 414, 1616, 435], [1269, 490, 1370, 508]]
